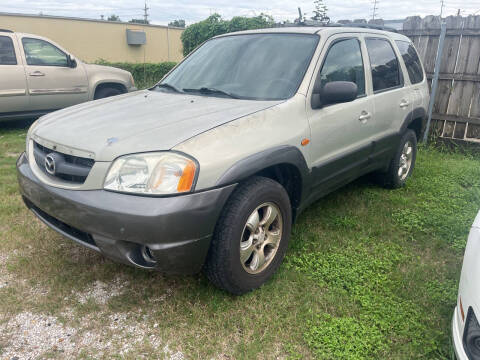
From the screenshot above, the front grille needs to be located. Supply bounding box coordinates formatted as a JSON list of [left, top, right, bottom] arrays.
[[33, 141, 94, 184], [23, 197, 98, 250]]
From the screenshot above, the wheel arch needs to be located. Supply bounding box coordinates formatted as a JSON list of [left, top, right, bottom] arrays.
[[400, 107, 427, 140], [93, 82, 127, 99], [215, 146, 311, 221]]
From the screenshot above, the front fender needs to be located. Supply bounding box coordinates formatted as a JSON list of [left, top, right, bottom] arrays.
[[215, 145, 310, 187], [84, 64, 133, 100]]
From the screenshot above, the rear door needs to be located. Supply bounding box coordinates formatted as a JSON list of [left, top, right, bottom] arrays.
[[19, 36, 89, 111], [395, 40, 427, 108], [364, 36, 412, 162], [0, 34, 28, 113], [306, 34, 375, 196]]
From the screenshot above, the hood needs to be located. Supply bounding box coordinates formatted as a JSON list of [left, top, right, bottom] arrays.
[[83, 63, 130, 77], [32, 90, 282, 161]]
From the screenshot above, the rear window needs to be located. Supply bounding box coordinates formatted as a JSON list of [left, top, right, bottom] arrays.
[[0, 36, 17, 65], [365, 38, 402, 92], [395, 41, 424, 84]]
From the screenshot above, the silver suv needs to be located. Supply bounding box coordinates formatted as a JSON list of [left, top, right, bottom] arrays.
[[0, 29, 136, 120], [17, 27, 429, 294]]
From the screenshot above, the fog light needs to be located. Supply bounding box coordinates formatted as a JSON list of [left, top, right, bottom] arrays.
[[464, 307, 480, 359]]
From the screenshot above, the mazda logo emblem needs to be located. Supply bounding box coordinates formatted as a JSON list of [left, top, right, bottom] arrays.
[[45, 154, 56, 175]]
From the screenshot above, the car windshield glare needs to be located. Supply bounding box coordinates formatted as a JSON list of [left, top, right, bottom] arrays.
[[158, 33, 319, 101]]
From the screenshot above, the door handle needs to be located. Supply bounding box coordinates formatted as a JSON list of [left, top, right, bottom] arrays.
[[29, 71, 45, 77], [358, 111, 371, 123], [399, 100, 410, 108]]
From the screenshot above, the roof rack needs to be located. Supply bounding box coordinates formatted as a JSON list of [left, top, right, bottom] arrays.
[[0, 29, 13, 33], [337, 22, 398, 33]]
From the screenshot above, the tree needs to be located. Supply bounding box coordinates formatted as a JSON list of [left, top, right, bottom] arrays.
[[180, 13, 274, 56], [129, 19, 150, 24], [169, 19, 186, 28], [311, 0, 329, 22], [108, 14, 121, 22]]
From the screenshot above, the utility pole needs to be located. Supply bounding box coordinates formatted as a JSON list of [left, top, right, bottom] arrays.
[[143, 1, 149, 23], [372, 0, 379, 20]]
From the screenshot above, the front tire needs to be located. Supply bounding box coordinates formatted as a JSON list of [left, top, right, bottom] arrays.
[[380, 129, 417, 188], [205, 177, 292, 295]]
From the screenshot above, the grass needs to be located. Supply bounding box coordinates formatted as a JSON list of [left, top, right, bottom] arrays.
[[1, 119, 479, 358]]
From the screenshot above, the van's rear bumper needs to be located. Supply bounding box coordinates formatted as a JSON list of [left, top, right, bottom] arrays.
[[16, 152, 236, 274]]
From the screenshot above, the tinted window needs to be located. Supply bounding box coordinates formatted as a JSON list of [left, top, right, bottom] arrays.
[[159, 34, 319, 101], [22, 38, 68, 66], [366, 38, 401, 92], [395, 41, 424, 84], [318, 38, 365, 96], [0, 36, 17, 65]]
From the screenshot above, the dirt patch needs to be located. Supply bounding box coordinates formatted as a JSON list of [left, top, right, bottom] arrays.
[[74, 277, 126, 305], [0, 312, 77, 359]]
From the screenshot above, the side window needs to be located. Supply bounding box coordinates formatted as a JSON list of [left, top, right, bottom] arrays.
[[0, 36, 17, 65], [22, 38, 68, 67], [365, 38, 401, 92], [318, 38, 365, 96], [395, 40, 424, 84]]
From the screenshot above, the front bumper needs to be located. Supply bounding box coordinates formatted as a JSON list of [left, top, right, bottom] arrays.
[[17, 152, 236, 274], [452, 307, 468, 360]]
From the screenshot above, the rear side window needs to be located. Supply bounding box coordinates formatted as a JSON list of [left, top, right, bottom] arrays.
[[395, 41, 424, 84], [0, 36, 17, 65], [319, 38, 365, 96], [365, 38, 401, 92]]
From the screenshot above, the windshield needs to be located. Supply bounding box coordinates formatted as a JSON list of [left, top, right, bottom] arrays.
[[157, 33, 319, 101]]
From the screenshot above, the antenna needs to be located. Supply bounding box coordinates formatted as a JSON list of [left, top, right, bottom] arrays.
[[372, 0, 379, 20], [143, 1, 149, 23], [298, 7, 303, 22]]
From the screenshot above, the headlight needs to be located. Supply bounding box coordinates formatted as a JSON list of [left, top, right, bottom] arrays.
[[104, 152, 197, 195], [26, 119, 40, 158]]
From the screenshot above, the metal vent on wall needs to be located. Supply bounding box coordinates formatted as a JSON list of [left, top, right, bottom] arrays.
[[126, 29, 146, 45]]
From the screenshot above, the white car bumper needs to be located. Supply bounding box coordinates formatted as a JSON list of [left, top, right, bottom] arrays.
[[453, 307, 468, 360]]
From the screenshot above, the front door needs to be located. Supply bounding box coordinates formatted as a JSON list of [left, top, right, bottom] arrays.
[[306, 35, 375, 197], [0, 34, 28, 113], [20, 36, 89, 111]]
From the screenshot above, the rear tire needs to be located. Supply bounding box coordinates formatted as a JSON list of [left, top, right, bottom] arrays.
[[205, 176, 292, 295], [94, 87, 123, 100], [379, 129, 417, 189]]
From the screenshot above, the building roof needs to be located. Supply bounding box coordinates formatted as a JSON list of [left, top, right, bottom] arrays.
[[0, 12, 185, 30]]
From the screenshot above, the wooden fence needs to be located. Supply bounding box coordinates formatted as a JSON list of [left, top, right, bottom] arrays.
[[401, 15, 480, 143]]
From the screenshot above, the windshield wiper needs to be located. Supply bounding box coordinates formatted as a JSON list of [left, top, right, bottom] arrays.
[[156, 83, 182, 93], [183, 87, 240, 99]]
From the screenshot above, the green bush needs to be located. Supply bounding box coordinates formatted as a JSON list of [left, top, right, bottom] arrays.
[[181, 13, 275, 56], [95, 60, 177, 89]]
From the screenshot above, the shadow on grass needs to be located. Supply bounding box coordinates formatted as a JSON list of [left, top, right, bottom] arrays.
[[0, 117, 37, 131]]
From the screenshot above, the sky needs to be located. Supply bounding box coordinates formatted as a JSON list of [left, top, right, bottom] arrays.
[[1, 0, 479, 25]]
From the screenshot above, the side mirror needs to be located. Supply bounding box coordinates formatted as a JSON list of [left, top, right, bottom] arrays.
[[311, 81, 358, 109], [67, 54, 77, 68]]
